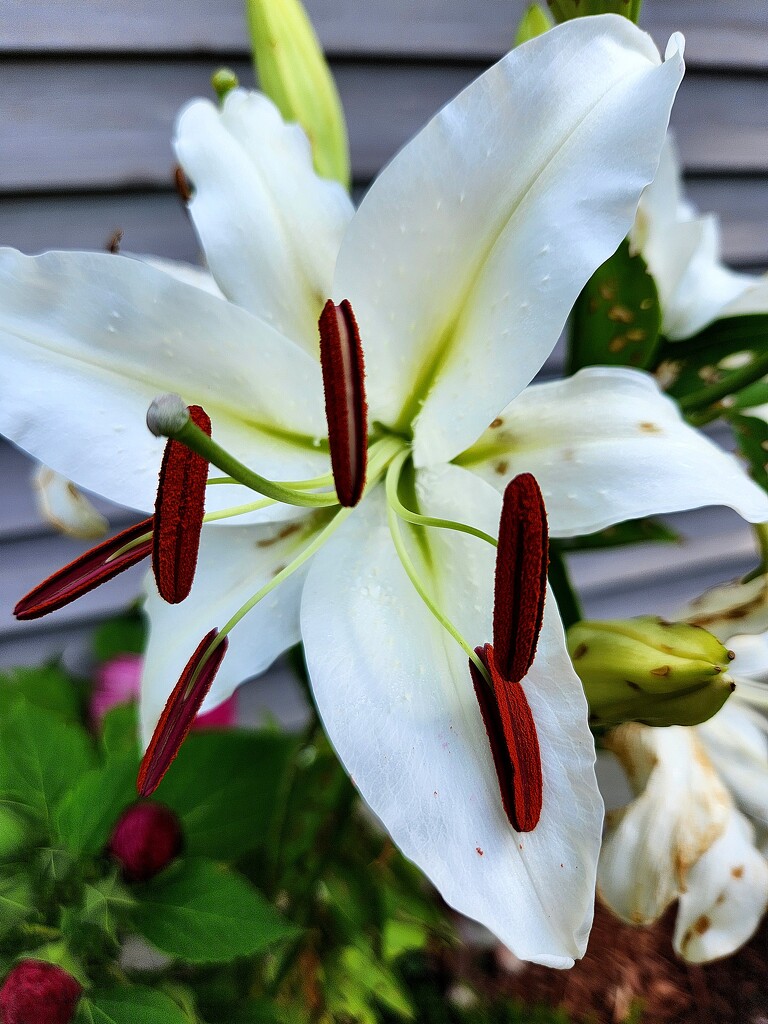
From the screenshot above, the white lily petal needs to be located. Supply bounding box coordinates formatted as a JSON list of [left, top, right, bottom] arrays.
[[728, 632, 768, 682], [461, 367, 768, 535], [302, 466, 602, 966], [683, 577, 768, 643], [598, 724, 730, 924], [0, 249, 328, 517], [175, 89, 354, 352], [334, 17, 683, 463], [673, 810, 768, 963], [698, 699, 768, 828], [136, 255, 224, 298], [140, 513, 324, 746], [720, 274, 768, 318], [32, 464, 109, 539]]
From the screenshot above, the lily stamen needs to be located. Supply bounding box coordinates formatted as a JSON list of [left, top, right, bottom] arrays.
[[318, 299, 368, 507]]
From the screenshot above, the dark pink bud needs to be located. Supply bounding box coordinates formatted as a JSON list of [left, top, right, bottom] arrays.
[[107, 801, 183, 882], [14, 517, 153, 621], [318, 299, 368, 507], [0, 960, 82, 1024]]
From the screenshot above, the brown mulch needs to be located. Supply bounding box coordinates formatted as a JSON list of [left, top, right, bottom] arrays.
[[487, 899, 768, 1023]]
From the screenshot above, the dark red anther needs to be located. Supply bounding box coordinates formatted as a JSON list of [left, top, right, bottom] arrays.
[[470, 644, 543, 833], [137, 628, 228, 797], [0, 960, 82, 1024], [318, 299, 368, 507], [153, 404, 210, 604], [14, 517, 153, 621], [493, 473, 548, 684]]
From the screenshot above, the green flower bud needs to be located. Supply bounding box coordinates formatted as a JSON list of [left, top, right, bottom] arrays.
[[245, 0, 350, 188], [547, 0, 642, 24], [568, 616, 735, 728], [211, 67, 239, 104], [515, 5, 553, 46], [0, 805, 31, 860]]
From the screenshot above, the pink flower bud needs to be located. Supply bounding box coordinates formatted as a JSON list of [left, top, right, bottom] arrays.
[[0, 960, 82, 1024], [107, 801, 183, 882]]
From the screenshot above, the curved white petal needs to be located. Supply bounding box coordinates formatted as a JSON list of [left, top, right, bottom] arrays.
[[0, 249, 328, 516], [461, 367, 768, 535], [683, 577, 768, 643], [697, 698, 768, 828], [673, 810, 768, 963], [598, 724, 730, 924], [32, 464, 109, 539], [302, 465, 602, 966], [175, 89, 354, 353], [334, 16, 684, 464], [137, 255, 224, 298], [727, 632, 768, 682], [139, 513, 324, 745], [721, 274, 768, 319]]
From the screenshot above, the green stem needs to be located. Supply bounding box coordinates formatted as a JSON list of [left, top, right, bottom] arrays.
[[548, 542, 583, 630]]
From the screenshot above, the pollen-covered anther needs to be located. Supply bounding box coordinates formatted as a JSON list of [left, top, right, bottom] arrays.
[[13, 516, 154, 620], [470, 644, 543, 833], [493, 473, 549, 684], [137, 628, 228, 797], [153, 404, 211, 604], [318, 299, 368, 507]]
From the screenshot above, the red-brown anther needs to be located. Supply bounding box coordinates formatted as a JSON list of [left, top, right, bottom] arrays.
[[14, 517, 153, 621], [493, 473, 549, 684], [153, 404, 211, 604], [137, 628, 228, 797], [318, 298, 368, 507], [470, 644, 543, 833]]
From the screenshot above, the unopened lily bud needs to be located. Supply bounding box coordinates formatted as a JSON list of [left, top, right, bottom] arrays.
[[0, 960, 82, 1024], [568, 616, 735, 728], [0, 806, 30, 860], [107, 801, 183, 882], [146, 393, 189, 438], [211, 67, 239, 103], [245, 0, 350, 187], [515, 4, 553, 46]]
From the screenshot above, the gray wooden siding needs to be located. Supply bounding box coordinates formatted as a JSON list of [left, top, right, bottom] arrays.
[[0, 0, 766, 667]]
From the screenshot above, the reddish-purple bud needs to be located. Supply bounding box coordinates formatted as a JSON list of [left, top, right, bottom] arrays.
[[14, 517, 153, 621], [0, 961, 82, 1024], [470, 645, 543, 833], [152, 404, 210, 604], [318, 299, 368, 507], [493, 473, 548, 684], [137, 629, 228, 796], [107, 801, 183, 882]]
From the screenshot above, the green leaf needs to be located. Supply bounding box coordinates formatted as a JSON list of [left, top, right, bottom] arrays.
[[56, 755, 137, 856], [0, 703, 94, 828], [568, 239, 660, 374], [548, 0, 641, 22], [730, 413, 768, 492], [0, 663, 83, 725], [556, 517, 679, 551], [154, 731, 297, 860], [92, 610, 147, 661], [659, 313, 768, 411], [79, 988, 190, 1024], [101, 702, 141, 758], [514, 4, 553, 45], [0, 872, 34, 937], [131, 859, 297, 963], [327, 942, 415, 1022]]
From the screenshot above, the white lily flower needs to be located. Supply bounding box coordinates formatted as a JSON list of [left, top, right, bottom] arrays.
[[631, 135, 768, 340], [1, 16, 756, 966], [31, 464, 108, 539]]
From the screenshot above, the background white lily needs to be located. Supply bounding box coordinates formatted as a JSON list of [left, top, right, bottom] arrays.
[[3, 14, 763, 966], [632, 135, 768, 340]]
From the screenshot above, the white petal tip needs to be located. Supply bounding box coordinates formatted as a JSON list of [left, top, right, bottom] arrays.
[[665, 32, 686, 63]]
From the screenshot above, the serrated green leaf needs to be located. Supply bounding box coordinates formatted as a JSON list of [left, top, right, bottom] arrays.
[[81, 875, 136, 935], [80, 987, 190, 1024], [0, 872, 34, 937], [568, 239, 660, 374], [730, 413, 768, 492], [0, 663, 83, 725], [154, 731, 296, 860], [56, 755, 137, 856], [0, 703, 94, 828], [556, 517, 679, 551], [131, 858, 297, 963], [92, 611, 147, 662], [659, 313, 768, 411]]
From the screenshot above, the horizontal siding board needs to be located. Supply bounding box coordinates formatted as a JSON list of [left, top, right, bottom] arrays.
[[2, 0, 768, 69], [3, 179, 766, 269], [0, 62, 766, 194]]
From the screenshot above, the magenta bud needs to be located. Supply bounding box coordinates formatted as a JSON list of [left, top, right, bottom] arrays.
[[107, 801, 183, 882], [0, 960, 82, 1024]]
